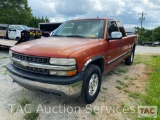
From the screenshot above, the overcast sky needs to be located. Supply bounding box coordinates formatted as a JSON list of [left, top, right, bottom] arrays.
[[28, 0, 160, 29]]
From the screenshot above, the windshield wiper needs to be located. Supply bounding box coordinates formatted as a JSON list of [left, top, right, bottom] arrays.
[[66, 35, 86, 38]]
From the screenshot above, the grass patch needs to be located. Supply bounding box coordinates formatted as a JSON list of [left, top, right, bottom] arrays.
[[108, 68, 128, 76], [108, 69, 117, 75], [116, 80, 128, 87], [102, 87, 107, 90], [129, 77, 138, 80], [124, 77, 129, 80], [123, 89, 129, 93], [91, 108, 98, 116], [128, 55, 160, 119], [128, 92, 140, 99], [140, 55, 160, 119], [115, 86, 122, 90], [0, 56, 8, 59], [24, 111, 39, 120], [2, 65, 6, 68], [3, 71, 7, 75], [19, 97, 30, 108], [117, 68, 128, 74]]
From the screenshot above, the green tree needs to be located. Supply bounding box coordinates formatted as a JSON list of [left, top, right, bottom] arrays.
[[151, 27, 160, 42], [0, 0, 32, 25], [27, 16, 50, 28], [135, 26, 160, 42], [44, 16, 50, 22]]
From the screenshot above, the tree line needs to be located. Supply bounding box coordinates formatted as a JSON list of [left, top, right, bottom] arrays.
[[0, 0, 50, 28], [135, 27, 160, 42]]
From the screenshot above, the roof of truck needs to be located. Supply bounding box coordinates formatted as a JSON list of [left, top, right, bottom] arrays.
[[70, 18, 115, 21]]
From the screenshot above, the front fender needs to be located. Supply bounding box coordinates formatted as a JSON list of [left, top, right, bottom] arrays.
[[68, 42, 106, 72], [82, 55, 104, 71]]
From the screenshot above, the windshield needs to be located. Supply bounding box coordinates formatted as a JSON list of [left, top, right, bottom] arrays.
[[54, 20, 105, 39], [16, 25, 29, 30]]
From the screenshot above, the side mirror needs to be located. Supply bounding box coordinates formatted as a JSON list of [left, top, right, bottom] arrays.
[[107, 31, 122, 40]]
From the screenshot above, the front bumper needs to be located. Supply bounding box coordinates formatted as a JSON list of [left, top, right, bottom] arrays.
[[7, 64, 83, 97]]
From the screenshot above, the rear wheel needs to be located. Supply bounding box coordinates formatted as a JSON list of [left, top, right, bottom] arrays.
[[16, 37, 21, 41], [125, 49, 135, 65], [81, 64, 102, 104], [35, 35, 38, 39]]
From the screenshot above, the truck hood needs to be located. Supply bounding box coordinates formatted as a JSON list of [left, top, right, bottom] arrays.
[[11, 37, 100, 58]]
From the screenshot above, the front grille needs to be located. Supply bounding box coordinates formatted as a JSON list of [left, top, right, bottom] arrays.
[[12, 52, 49, 74], [13, 62, 48, 74], [12, 53, 49, 64]]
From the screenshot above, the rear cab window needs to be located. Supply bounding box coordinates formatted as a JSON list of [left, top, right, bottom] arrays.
[[117, 21, 126, 37]]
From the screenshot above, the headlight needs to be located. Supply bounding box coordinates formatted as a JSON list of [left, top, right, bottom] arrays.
[[9, 50, 12, 57], [49, 58, 76, 65]]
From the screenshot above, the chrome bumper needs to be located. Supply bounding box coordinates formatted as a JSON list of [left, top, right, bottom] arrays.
[[8, 71, 82, 97]]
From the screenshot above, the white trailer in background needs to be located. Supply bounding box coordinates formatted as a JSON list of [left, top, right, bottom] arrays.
[[0, 24, 9, 39]]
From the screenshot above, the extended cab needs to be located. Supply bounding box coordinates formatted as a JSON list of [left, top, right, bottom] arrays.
[[7, 18, 137, 104]]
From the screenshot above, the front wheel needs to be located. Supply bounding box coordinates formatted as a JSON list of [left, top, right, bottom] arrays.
[[81, 64, 102, 104], [125, 49, 135, 65]]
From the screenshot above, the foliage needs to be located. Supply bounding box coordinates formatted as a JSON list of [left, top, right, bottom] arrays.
[[24, 111, 39, 120], [28, 16, 50, 28], [134, 55, 160, 120], [0, 0, 50, 28], [135, 27, 160, 42], [0, 0, 32, 25]]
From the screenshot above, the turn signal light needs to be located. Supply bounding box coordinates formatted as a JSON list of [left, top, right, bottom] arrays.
[[67, 70, 77, 76]]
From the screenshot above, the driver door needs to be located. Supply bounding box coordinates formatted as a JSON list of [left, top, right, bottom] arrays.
[[8, 25, 16, 39], [105, 20, 123, 72]]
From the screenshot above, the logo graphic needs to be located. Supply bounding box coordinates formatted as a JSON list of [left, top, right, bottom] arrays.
[[20, 61, 28, 67], [138, 106, 157, 118]]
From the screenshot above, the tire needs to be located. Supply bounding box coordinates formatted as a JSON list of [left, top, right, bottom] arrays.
[[81, 64, 102, 104], [125, 49, 135, 65], [35, 36, 37, 39], [16, 37, 21, 41]]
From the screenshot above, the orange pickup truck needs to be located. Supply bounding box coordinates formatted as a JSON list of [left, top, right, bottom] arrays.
[[7, 18, 137, 104]]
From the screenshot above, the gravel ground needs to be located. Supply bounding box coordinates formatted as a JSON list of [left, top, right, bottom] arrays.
[[0, 46, 160, 120]]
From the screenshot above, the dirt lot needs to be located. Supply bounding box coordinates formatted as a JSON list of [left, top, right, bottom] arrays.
[[0, 46, 160, 120]]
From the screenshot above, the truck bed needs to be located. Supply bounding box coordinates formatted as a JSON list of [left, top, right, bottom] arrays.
[[0, 38, 17, 47]]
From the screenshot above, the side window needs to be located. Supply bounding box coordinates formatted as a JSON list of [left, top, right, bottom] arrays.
[[9, 26, 16, 31], [108, 21, 118, 36], [117, 21, 126, 37]]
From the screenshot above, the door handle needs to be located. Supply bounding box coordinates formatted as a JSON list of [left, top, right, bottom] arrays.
[[120, 42, 122, 46]]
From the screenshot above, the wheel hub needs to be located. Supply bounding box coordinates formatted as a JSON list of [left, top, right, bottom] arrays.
[[89, 74, 99, 96]]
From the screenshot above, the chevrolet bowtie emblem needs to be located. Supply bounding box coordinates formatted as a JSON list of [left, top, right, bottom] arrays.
[[20, 61, 28, 67]]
